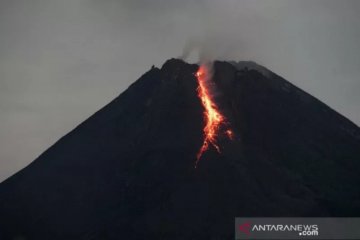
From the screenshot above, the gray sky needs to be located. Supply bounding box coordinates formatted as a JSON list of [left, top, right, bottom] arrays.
[[0, 0, 359, 182]]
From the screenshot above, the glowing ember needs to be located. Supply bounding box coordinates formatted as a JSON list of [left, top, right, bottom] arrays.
[[226, 130, 234, 140], [195, 64, 233, 167]]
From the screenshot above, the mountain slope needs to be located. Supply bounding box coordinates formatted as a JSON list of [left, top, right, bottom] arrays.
[[0, 59, 359, 240]]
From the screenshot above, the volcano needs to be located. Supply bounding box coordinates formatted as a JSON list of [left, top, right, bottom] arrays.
[[0, 59, 360, 239]]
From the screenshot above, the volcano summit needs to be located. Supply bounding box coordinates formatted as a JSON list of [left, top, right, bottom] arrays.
[[0, 59, 359, 240]]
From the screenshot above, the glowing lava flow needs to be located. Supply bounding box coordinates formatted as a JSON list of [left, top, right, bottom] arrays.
[[195, 64, 233, 167]]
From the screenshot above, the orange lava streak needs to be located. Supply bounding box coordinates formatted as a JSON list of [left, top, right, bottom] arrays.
[[195, 64, 233, 167]]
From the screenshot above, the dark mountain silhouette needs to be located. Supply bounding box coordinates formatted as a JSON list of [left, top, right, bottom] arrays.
[[0, 59, 359, 240]]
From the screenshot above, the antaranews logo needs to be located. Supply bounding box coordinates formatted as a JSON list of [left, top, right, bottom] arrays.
[[238, 222, 252, 235], [238, 222, 319, 237], [236, 217, 360, 240], [234, 218, 343, 239]]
